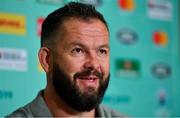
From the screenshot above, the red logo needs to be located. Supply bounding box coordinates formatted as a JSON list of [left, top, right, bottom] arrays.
[[37, 17, 44, 37], [153, 31, 168, 46], [118, 0, 135, 11]]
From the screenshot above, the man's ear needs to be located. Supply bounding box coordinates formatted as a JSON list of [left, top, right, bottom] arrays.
[[38, 47, 51, 72]]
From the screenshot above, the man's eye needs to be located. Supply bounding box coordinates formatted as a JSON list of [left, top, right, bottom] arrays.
[[98, 49, 108, 56], [71, 48, 84, 55]]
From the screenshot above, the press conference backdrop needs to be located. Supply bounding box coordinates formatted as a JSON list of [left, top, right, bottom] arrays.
[[0, 0, 180, 117]]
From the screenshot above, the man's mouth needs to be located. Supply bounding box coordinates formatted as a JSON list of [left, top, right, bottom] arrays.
[[76, 76, 99, 90], [78, 75, 98, 80]]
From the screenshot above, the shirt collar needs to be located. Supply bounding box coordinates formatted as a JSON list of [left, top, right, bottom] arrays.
[[29, 90, 53, 117]]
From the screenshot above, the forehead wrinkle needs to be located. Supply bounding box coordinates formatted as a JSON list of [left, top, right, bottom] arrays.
[[73, 33, 108, 40], [62, 19, 109, 37], [64, 31, 109, 51], [65, 23, 108, 37]]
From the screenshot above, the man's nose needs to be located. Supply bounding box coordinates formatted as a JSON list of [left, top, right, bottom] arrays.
[[83, 53, 100, 71]]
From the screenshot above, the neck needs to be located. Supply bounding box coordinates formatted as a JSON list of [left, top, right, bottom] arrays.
[[43, 87, 95, 117]]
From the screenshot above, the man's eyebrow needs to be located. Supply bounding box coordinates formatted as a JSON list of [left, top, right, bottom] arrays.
[[68, 41, 86, 47], [65, 41, 110, 50], [64, 41, 87, 50], [99, 44, 110, 49]]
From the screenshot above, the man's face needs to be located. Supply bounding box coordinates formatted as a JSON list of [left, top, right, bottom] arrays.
[[51, 19, 110, 112]]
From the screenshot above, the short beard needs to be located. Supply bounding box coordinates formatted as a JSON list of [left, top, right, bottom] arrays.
[[52, 62, 110, 112]]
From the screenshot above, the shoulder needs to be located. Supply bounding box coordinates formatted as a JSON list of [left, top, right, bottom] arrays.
[[97, 104, 127, 117], [6, 91, 40, 117], [5, 90, 52, 117], [6, 104, 33, 117]]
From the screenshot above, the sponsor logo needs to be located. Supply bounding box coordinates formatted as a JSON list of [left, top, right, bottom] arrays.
[[0, 90, 13, 100], [0, 12, 26, 35], [115, 59, 140, 78], [37, 0, 64, 5], [117, 28, 138, 45], [155, 88, 171, 117], [147, 0, 172, 21], [157, 88, 167, 106], [153, 31, 168, 46], [0, 48, 27, 71], [37, 17, 44, 37], [152, 62, 171, 79], [79, 0, 102, 7], [103, 95, 130, 103], [118, 0, 135, 11]]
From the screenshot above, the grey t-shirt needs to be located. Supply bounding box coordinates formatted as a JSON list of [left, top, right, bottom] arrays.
[[6, 90, 125, 117]]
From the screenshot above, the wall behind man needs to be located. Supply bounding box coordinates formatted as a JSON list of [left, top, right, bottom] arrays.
[[0, 0, 179, 117]]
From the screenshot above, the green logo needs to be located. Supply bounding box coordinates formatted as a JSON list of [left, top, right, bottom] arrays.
[[115, 59, 140, 78]]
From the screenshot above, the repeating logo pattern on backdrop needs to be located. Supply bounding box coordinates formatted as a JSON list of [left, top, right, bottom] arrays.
[[0, 0, 178, 116]]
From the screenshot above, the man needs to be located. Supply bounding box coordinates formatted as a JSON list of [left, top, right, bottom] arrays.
[[7, 2, 125, 117]]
